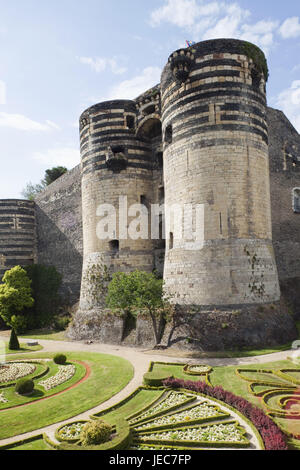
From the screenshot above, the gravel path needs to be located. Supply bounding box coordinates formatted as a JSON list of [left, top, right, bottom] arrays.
[[0, 335, 298, 448]]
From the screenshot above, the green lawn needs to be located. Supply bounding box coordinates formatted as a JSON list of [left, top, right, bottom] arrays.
[[4, 342, 43, 355], [20, 329, 68, 341], [0, 351, 134, 440], [93, 388, 163, 425], [7, 436, 51, 451]]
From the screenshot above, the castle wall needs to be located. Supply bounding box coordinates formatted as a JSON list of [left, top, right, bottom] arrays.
[[0, 199, 36, 280], [34, 165, 83, 304], [161, 39, 280, 307], [268, 107, 300, 317]]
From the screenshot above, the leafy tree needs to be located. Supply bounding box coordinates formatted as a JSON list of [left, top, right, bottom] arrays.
[[42, 166, 68, 186], [21, 181, 46, 200], [21, 166, 68, 200], [106, 271, 170, 345], [0, 266, 34, 329]]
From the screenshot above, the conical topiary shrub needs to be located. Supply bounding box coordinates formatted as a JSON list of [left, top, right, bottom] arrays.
[[9, 328, 20, 350]]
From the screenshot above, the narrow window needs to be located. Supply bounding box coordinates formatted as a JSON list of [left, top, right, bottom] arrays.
[[156, 152, 163, 169], [140, 195, 147, 206], [165, 124, 173, 144], [159, 186, 164, 202], [126, 115, 135, 130], [159, 218, 166, 249], [109, 240, 119, 252], [143, 104, 156, 116], [111, 145, 125, 155], [293, 189, 300, 213], [169, 232, 174, 250]]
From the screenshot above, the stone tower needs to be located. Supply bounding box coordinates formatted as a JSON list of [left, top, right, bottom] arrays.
[[0, 199, 36, 279], [161, 38, 280, 308], [78, 99, 159, 317]]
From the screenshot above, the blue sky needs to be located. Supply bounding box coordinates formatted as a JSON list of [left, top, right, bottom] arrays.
[[0, 0, 299, 199]]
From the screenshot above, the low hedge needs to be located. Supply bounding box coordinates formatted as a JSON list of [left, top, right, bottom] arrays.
[[0, 434, 44, 450], [58, 419, 132, 451], [134, 419, 250, 449], [55, 420, 88, 443], [183, 364, 212, 376], [128, 390, 196, 426], [163, 377, 288, 450], [143, 372, 173, 387]]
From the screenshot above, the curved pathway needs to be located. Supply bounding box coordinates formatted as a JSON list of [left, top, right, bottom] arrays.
[[0, 335, 298, 447]]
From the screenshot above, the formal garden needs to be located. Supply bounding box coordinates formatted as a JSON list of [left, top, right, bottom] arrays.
[[0, 352, 299, 451], [0, 266, 299, 451]]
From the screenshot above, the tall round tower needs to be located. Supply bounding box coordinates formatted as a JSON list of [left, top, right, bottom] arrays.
[[161, 39, 280, 307], [0, 199, 36, 279], [78, 100, 157, 316]]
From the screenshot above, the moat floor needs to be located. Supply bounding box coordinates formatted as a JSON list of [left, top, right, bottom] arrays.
[[0, 334, 297, 447]]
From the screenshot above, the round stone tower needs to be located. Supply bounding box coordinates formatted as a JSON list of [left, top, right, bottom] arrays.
[[0, 199, 36, 279], [161, 39, 281, 307], [78, 100, 157, 316]]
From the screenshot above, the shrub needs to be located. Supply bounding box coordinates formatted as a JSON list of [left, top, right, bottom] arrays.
[[53, 354, 67, 365], [80, 420, 112, 446], [15, 378, 34, 395], [53, 315, 71, 331], [8, 328, 20, 350]]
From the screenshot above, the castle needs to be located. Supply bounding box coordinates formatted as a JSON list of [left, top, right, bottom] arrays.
[[0, 39, 299, 350]]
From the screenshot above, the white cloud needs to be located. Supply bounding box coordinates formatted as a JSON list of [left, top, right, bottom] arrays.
[[150, 0, 203, 28], [45, 120, 61, 130], [0, 112, 59, 131], [33, 147, 80, 168], [275, 81, 300, 133], [0, 80, 6, 105], [149, 0, 299, 55], [279, 17, 300, 39], [78, 56, 127, 75], [107, 67, 162, 100]]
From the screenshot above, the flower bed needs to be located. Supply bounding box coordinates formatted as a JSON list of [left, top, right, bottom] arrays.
[[136, 421, 249, 448], [163, 377, 288, 450], [38, 364, 76, 391], [0, 363, 36, 385], [134, 401, 228, 431], [0, 391, 8, 403], [129, 392, 195, 425], [183, 365, 212, 376], [56, 421, 88, 443]]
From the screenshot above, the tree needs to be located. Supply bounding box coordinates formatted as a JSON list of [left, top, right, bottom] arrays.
[[106, 271, 170, 345], [8, 328, 20, 350], [42, 166, 68, 186], [21, 181, 46, 201], [0, 266, 34, 329], [21, 166, 68, 200]]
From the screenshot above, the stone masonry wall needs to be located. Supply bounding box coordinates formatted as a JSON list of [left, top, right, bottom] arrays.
[[34, 165, 83, 305], [268, 107, 300, 318]]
